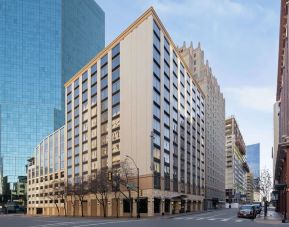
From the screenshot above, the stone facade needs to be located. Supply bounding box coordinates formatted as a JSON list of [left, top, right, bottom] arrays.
[[179, 42, 225, 209]]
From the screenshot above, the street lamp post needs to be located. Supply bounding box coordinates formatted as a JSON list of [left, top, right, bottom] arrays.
[[125, 155, 140, 218]]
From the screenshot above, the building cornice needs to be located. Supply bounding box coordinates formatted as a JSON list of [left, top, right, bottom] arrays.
[[64, 7, 205, 97]]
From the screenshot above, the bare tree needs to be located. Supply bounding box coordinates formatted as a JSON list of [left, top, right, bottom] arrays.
[[67, 180, 77, 216], [44, 182, 60, 216], [118, 160, 137, 218], [90, 169, 111, 217], [73, 176, 90, 217], [53, 179, 69, 216], [259, 168, 272, 201]]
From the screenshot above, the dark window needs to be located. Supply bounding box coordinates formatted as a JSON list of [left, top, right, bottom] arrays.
[[91, 63, 97, 75], [112, 43, 120, 58], [101, 54, 108, 66], [123, 199, 133, 213], [112, 67, 120, 81]]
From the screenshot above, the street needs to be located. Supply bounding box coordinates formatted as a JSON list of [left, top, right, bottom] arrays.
[[0, 208, 285, 227]]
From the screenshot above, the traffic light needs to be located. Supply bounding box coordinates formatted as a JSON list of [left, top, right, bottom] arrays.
[[108, 172, 112, 181]]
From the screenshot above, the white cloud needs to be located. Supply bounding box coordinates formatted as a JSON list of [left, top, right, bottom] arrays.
[[224, 86, 275, 113]]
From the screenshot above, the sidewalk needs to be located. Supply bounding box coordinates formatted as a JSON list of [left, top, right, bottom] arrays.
[[255, 209, 284, 225]]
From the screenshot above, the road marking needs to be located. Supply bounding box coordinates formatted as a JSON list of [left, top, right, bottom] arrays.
[[221, 215, 237, 221], [72, 220, 142, 227], [235, 219, 244, 222], [30, 221, 99, 227]]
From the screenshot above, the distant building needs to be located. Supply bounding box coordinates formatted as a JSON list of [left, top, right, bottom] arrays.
[[246, 143, 260, 202], [0, 0, 105, 197], [246, 173, 254, 203], [225, 116, 249, 203], [179, 42, 225, 209], [246, 144, 260, 179], [27, 7, 206, 217]]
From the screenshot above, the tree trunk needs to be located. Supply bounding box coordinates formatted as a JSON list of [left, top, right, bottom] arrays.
[[55, 203, 60, 216], [129, 191, 133, 218], [116, 198, 119, 218], [64, 201, 67, 216], [81, 200, 84, 217]]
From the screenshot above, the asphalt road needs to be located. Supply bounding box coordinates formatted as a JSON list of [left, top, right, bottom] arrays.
[[0, 208, 284, 227]]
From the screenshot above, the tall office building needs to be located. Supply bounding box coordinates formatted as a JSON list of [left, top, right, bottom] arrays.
[[246, 144, 260, 180], [179, 42, 225, 209], [27, 7, 206, 216], [0, 0, 104, 197], [225, 117, 249, 203]]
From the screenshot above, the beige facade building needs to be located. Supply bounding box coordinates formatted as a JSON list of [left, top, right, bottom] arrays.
[[27, 8, 206, 217], [179, 43, 225, 209], [225, 117, 249, 203], [246, 173, 254, 203]]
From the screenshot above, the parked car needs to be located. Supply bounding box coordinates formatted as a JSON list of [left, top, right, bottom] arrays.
[[0, 206, 6, 214], [237, 205, 257, 219], [5, 202, 18, 214], [252, 203, 262, 214]]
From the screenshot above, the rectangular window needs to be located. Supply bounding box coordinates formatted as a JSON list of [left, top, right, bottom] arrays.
[[112, 92, 120, 106], [153, 118, 160, 132], [164, 127, 170, 139], [112, 80, 120, 93], [152, 91, 160, 108], [112, 67, 120, 81], [153, 33, 160, 50], [164, 114, 170, 126], [164, 36, 170, 53], [101, 64, 108, 77], [101, 88, 108, 100], [153, 104, 160, 119], [164, 88, 170, 101], [164, 152, 170, 164], [153, 76, 160, 91], [153, 47, 160, 64], [112, 54, 120, 69], [164, 139, 170, 151], [164, 101, 170, 114], [91, 96, 97, 106], [153, 61, 160, 78], [101, 76, 108, 89], [101, 54, 108, 66], [91, 63, 97, 75], [154, 134, 160, 146], [153, 20, 160, 38], [82, 91, 88, 102], [101, 111, 108, 123], [112, 43, 120, 58], [82, 71, 88, 82], [112, 104, 120, 117], [101, 99, 108, 112]]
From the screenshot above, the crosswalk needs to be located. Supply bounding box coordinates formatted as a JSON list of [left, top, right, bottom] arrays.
[[173, 215, 250, 223]]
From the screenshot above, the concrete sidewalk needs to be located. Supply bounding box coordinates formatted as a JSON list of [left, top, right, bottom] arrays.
[[255, 209, 284, 225]]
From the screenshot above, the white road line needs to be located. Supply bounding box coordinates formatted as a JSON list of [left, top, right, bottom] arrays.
[[30, 221, 98, 227], [235, 219, 244, 222], [72, 220, 142, 227], [221, 215, 237, 221]]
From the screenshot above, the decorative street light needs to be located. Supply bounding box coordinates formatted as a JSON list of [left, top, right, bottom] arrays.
[[125, 155, 140, 218]]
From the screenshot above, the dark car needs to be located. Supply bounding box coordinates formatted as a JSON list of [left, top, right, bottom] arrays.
[[252, 203, 262, 214], [238, 205, 257, 219]]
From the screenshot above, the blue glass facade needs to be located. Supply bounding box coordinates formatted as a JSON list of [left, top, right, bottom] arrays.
[[246, 143, 260, 179], [0, 0, 104, 190]]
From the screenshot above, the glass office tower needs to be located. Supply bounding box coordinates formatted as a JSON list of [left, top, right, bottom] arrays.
[[0, 0, 105, 198], [246, 143, 260, 179]]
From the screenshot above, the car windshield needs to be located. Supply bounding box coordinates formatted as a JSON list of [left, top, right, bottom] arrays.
[[240, 205, 252, 210]]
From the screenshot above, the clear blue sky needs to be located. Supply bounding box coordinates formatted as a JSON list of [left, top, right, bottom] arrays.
[[96, 0, 280, 175]]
